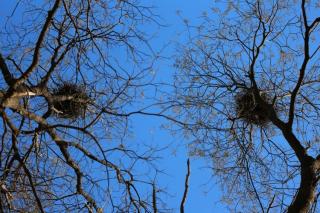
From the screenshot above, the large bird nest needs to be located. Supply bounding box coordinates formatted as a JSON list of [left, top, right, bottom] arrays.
[[235, 88, 273, 126], [52, 83, 90, 119]]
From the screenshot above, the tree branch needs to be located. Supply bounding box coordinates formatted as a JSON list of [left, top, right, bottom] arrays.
[[15, 0, 61, 88], [288, 0, 310, 127], [0, 54, 14, 86], [180, 158, 190, 213]]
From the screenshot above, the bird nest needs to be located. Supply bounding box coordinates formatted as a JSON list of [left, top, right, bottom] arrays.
[[52, 83, 90, 119], [235, 89, 272, 126]]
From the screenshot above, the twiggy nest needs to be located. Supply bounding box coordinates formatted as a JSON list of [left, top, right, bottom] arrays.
[[52, 83, 90, 119], [235, 89, 272, 126]]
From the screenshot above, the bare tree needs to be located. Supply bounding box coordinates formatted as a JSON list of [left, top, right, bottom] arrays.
[[172, 0, 320, 212], [0, 0, 162, 212]]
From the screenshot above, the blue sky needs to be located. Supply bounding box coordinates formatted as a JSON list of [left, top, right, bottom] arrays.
[[130, 0, 228, 212]]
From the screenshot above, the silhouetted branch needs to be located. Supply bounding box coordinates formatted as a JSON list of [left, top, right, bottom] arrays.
[[180, 158, 190, 213]]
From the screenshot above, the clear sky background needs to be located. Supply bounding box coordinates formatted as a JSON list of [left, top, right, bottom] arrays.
[[130, 1, 228, 212], [0, 1, 228, 212]]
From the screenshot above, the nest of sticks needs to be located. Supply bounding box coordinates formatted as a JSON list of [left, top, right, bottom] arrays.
[[235, 88, 274, 126], [52, 83, 90, 119]]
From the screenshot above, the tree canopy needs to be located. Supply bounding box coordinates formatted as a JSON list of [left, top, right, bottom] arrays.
[[173, 0, 320, 212], [1, 0, 320, 212]]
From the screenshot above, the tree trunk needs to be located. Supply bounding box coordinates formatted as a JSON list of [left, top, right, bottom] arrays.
[[288, 158, 317, 213]]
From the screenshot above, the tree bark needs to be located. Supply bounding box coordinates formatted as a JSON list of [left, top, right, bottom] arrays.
[[288, 158, 317, 213], [264, 104, 319, 212]]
